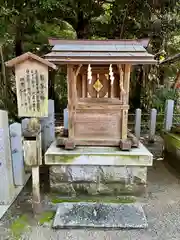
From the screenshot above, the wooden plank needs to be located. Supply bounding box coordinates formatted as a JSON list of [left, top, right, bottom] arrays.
[[80, 65, 119, 74], [78, 98, 122, 104], [74, 111, 121, 141], [67, 64, 76, 140], [77, 104, 129, 111], [75, 139, 120, 146], [45, 58, 156, 65], [124, 64, 131, 104]]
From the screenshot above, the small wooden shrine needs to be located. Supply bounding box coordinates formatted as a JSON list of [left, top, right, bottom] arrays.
[[45, 40, 156, 150]]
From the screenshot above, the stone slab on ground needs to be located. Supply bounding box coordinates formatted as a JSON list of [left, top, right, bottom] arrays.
[[53, 202, 147, 229]]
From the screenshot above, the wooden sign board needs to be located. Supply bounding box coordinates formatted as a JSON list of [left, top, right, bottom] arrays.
[[5, 52, 57, 118], [15, 60, 48, 117]]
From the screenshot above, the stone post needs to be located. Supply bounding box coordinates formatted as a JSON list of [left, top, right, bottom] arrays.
[[135, 108, 141, 139], [41, 100, 55, 153], [148, 108, 157, 143], [0, 110, 16, 204], [164, 100, 174, 131], [10, 122, 25, 186], [63, 107, 68, 136]]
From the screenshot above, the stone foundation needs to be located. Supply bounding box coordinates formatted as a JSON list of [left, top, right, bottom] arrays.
[[50, 165, 147, 196], [46, 141, 152, 197]]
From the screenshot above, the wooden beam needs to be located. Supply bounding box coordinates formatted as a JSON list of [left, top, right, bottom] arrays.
[[75, 64, 82, 77]]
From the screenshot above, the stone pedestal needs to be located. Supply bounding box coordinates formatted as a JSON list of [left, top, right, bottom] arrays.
[[45, 141, 153, 196]]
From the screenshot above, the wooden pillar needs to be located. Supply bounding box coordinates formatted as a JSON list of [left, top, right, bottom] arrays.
[[123, 64, 131, 104], [121, 64, 131, 139], [119, 64, 132, 150], [66, 64, 76, 149]]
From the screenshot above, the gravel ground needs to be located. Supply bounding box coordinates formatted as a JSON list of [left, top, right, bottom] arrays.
[[21, 160, 180, 240], [2, 137, 180, 240]]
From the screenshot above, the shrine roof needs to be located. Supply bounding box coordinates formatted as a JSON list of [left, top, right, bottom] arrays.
[[5, 52, 57, 70], [45, 39, 156, 65]]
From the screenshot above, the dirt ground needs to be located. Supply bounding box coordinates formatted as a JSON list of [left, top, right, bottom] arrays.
[[1, 136, 180, 240]]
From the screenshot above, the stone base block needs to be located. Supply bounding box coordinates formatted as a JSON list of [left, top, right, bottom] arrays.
[[50, 165, 147, 197], [46, 142, 152, 197]]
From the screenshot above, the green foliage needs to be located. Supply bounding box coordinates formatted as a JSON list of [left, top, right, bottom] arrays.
[[0, 0, 180, 117], [54, 69, 67, 113], [51, 196, 136, 204], [152, 88, 178, 113]]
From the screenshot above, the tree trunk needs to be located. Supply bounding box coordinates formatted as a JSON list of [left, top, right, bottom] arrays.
[[15, 23, 23, 56], [48, 70, 55, 100], [76, 10, 90, 39], [133, 66, 143, 109]]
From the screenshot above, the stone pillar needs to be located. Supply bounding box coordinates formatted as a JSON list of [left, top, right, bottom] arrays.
[[0, 110, 16, 204], [63, 107, 68, 136], [148, 108, 157, 143], [10, 122, 25, 186], [164, 100, 174, 131], [135, 108, 141, 139], [41, 100, 55, 153]]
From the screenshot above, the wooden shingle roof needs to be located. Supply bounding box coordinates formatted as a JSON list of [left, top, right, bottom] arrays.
[[45, 39, 156, 65]]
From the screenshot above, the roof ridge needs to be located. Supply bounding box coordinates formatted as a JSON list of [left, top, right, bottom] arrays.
[[5, 52, 57, 70]]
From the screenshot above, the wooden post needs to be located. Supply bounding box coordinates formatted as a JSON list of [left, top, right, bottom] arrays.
[[164, 99, 174, 131], [66, 64, 76, 149], [82, 74, 86, 98], [135, 108, 141, 139], [149, 108, 157, 143], [32, 166, 41, 214], [121, 64, 131, 139], [123, 64, 131, 104]]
